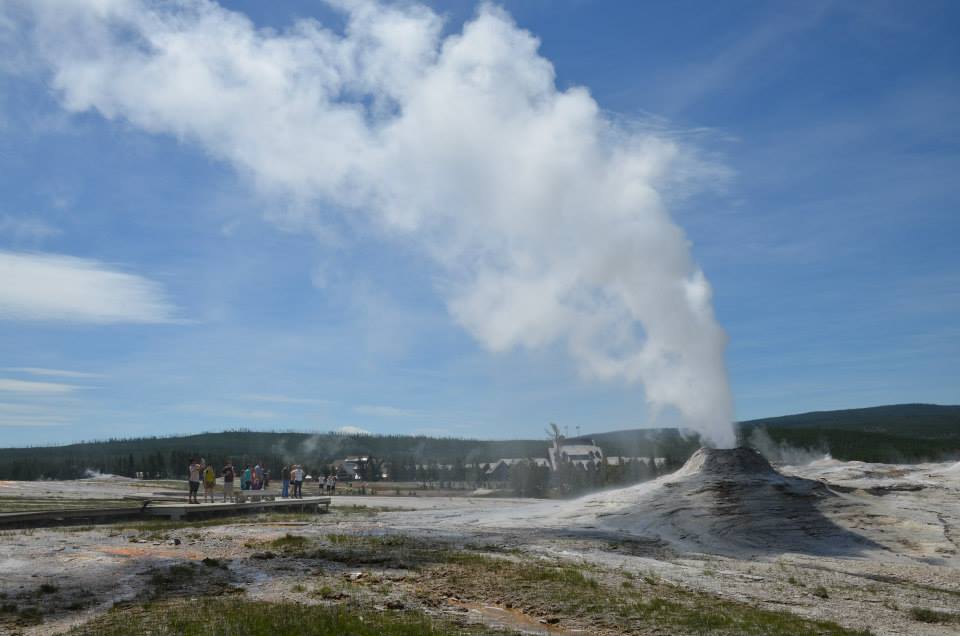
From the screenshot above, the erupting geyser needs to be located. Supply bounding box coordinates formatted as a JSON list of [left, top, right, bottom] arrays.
[[7, 0, 738, 447]]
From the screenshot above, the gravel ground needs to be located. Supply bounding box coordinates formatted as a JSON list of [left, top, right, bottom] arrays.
[[1, 455, 959, 635]]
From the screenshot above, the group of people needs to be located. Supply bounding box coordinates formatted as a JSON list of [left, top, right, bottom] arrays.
[[188, 458, 341, 503], [187, 458, 221, 504], [321, 474, 338, 494], [187, 458, 270, 504], [239, 463, 270, 491]]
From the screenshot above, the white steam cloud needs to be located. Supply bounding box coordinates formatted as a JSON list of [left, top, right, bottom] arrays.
[[7, 0, 737, 446]]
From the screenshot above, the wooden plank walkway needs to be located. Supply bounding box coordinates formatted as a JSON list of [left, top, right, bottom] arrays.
[[143, 496, 331, 520], [0, 497, 331, 527], [0, 506, 144, 527]]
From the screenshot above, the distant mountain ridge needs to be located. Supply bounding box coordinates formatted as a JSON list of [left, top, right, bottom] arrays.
[[579, 403, 960, 444], [739, 403, 960, 438]]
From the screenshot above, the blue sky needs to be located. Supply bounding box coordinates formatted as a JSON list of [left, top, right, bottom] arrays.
[[0, 0, 957, 446]]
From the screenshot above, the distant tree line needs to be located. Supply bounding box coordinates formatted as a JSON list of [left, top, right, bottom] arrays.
[[0, 429, 697, 483], [2, 404, 956, 482]]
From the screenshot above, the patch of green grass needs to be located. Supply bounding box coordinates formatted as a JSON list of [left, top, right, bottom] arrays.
[[65, 598, 507, 635], [111, 511, 324, 533], [147, 563, 198, 593], [291, 584, 306, 593], [812, 585, 830, 599], [909, 607, 959, 624], [38, 583, 59, 594], [268, 533, 311, 550], [429, 552, 870, 636], [17, 605, 43, 624], [325, 533, 420, 548]]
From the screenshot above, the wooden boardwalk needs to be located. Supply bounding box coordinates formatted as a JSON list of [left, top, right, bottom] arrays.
[[0, 496, 331, 527], [143, 496, 331, 520], [0, 506, 144, 527]]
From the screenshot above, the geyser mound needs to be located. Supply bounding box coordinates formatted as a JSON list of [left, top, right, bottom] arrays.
[[673, 447, 779, 480], [569, 447, 877, 556]]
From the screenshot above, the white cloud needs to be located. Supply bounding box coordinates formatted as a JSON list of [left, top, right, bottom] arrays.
[[0, 250, 178, 324], [336, 425, 370, 435], [0, 378, 80, 394], [354, 404, 419, 418], [6, 367, 105, 379], [7, 0, 737, 446]]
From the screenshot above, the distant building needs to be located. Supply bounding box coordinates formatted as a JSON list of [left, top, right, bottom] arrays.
[[484, 458, 549, 482], [334, 456, 371, 481], [605, 456, 667, 468], [548, 438, 604, 471]]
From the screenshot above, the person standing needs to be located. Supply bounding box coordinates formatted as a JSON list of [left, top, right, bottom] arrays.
[[253, 463, 263, 490], [187, 458, 202, 504], [222, 461, 235, 502], [203, 463, 216, 503], [242, 465, 252, 491], [293, 464, 303, 499], [281, 465, 290, 498]]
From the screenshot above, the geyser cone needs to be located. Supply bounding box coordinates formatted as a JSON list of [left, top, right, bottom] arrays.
[[674, 447, 779, 480], [571, 447, 878, 557]]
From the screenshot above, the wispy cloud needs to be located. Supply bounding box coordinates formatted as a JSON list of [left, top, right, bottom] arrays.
[[0, 400, 74, 427], [0, 250, 179, 324], [5, 367, 105, 379], [0, 414, 71, 427], [240, 393, 331, 406], [654, 3, 831, 115], [0, 215, 61, 242], [174, 402, 281, 420], [0, 378, 81, 394], [354, 404, 420, 418]]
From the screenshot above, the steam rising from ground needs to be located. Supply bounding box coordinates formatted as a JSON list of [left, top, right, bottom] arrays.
[[7, 0, 736, 446], [748, 428, 831, 466]]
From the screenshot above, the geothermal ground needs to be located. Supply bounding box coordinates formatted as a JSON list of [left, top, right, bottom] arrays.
[[2, 449, 959, 635]]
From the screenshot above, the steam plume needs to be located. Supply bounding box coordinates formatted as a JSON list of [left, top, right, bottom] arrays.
[[8, 0, 737, 446]]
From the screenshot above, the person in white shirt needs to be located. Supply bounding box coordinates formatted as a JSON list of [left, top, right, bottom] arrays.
[[188, 458, 202, 504], [292, 464, 303, 498]]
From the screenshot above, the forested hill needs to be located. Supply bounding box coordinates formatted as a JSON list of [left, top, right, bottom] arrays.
[[736, 403, 960, 463], [740, 404, 960, 437], [0, 404, 956, 480], [0, 428, 697, 481]]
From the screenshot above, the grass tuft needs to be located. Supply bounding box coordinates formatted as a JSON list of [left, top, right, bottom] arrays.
[[910, 607, 959, 623]]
